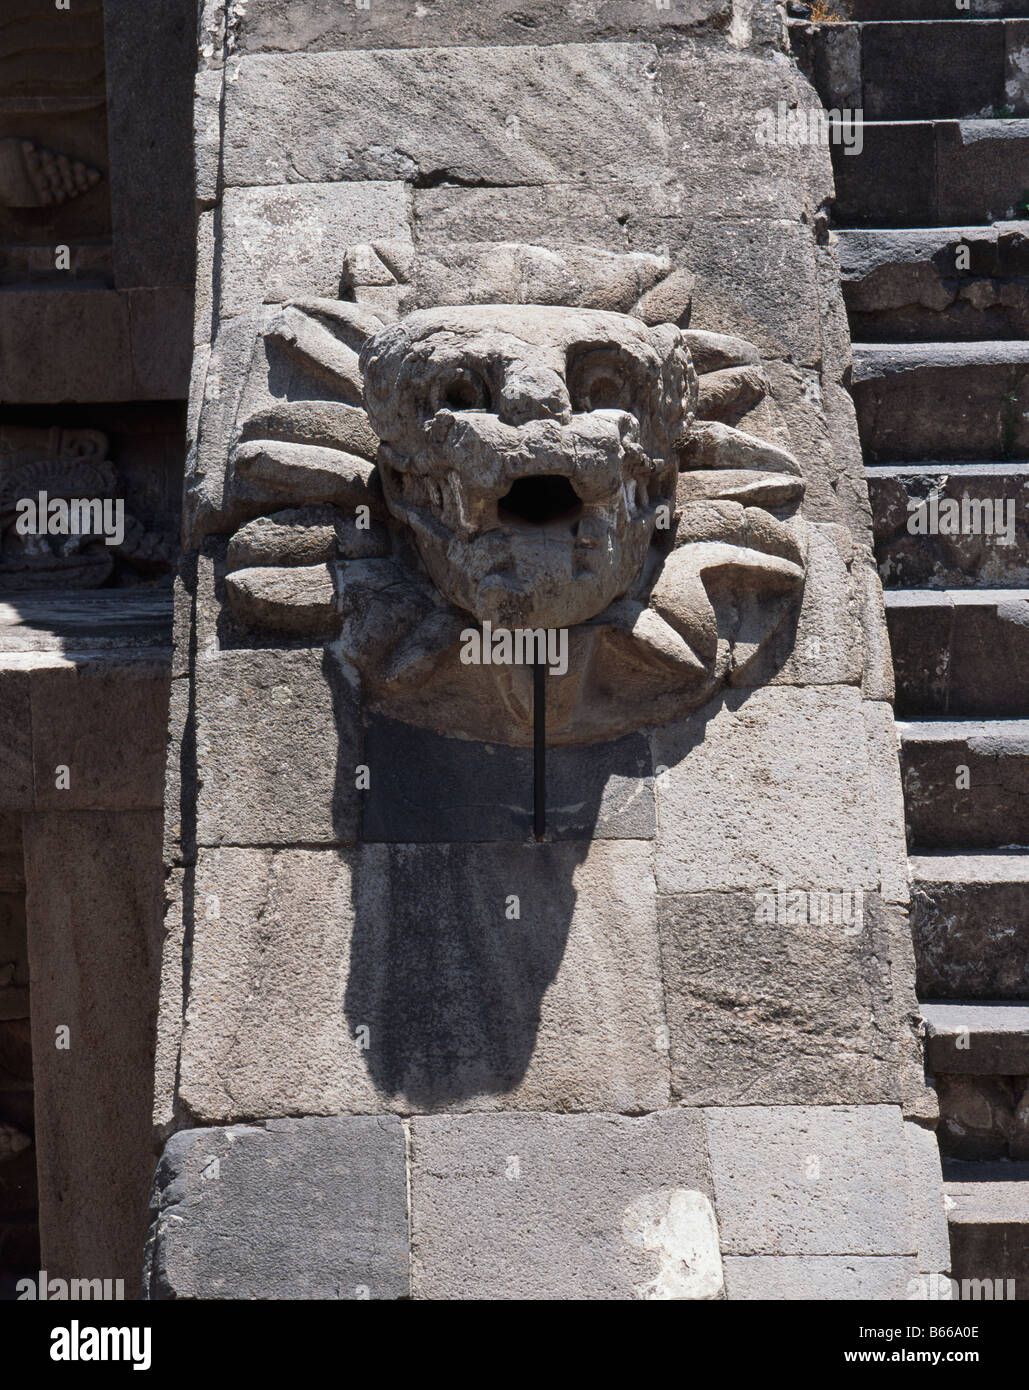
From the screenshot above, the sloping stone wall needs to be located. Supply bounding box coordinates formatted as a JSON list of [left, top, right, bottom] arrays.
[[147, 0, 948, 1300]]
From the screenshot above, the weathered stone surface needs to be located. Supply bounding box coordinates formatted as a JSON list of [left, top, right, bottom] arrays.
[[361, 717, 655, 842], [0, 669, 33, 809], [899, 719, 1029, 849], [219, 182, 411, 319], [179, 841, 668, 1119], [660, 45, 831, 226], [194, 648, 359, 846], [146, 1116, 409, 1300], [153, 868, 185, 1135], [236, 0, 731, 53], [651, 686, 881, 894], [104, 0, 196, 290], [852, 342, 1029, 462], [29, 662, 170, 811], [179, 848, 365, 1120], [223, 45, 669, 189], [410, 1110, 718, 1300], [24, 810, 164, 1288], [667, 219, 825, 368], [0, 593, 172, 657], [413, 183, 633, 251], [224, 563, 340, 636], [349, 841, 667, 1112], [830, 121, 937, 229], [658, 890, 917, 1106], [905, 1119, 952, 1275], [936, 120, 1029, 226], [936, 1073, 1029, 1161], [921, 1001, 1029, 1075], [888, 589, 1029, 720], [740, 521, 863, 689], [861, 698, 911, 905], [841, 224, 1029, 343], [911, 852, 1029, 998], [705, 1105, 916, 1256], [946, 1172, 1029, 1297], [723, 1255, 919, 1300], [869, 464, 1029, 589]]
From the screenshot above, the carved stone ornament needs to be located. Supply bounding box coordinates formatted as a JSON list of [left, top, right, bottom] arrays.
[[198, 246, 809, 744], [0, 426, 172, 590]]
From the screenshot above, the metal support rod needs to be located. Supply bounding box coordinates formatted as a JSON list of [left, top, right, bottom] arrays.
[[532, 659, 546, 841]]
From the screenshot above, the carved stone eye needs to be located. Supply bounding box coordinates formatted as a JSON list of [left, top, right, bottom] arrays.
[[568, 347, 635, 414], [437, 366, 492, 413]]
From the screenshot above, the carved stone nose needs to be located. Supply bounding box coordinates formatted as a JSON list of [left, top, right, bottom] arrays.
[[498, 364, 572, 427]]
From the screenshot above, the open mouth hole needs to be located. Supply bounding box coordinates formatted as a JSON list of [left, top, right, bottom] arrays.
[[497, 474, 583, 527]]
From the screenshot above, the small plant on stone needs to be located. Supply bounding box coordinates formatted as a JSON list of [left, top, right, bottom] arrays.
[[807, 0, 850, 20]]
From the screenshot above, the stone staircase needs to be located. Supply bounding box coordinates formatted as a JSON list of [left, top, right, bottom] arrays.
[[793, 1, 1029, 1299]]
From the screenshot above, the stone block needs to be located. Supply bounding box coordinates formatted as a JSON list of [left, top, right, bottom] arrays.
[[911, 853, 1029, 999], [360, 717, 654, 842], [218, 182, 412, 319], [899, 720, 1029, 849], [178, 847, 366, 1120], [660, 46, 832, 225], [936, 120, 1029, 226], [0, 669, 33, 809], [29, 662, 170, 811], [723, 1255, 918, 1300], [104, 0, 196, 289], [658, 890, 910, 1106], [861, 20, 1004, 121], [413, 184, 632, 251], [153, 868, 186, 1135], [235, 0, 731, 53], [222, 44, 669, 189], [195, 66, 224, 208], [831, 121, 937, 228], [905, 1119, 952, 1274], [921, 1001, 1029, 1075], [410, 1110, 718, 1300], [179, 841, 668, 1120], [886, 592, 953, 717], [645, 219, 825, 370], [146, 1116, 409, 1299], [127, 287, 194, 398], [23, 810, 164, 1288], [651, 685, 881, 895], [705, 1104, 916, 1256], [740, 522, 863, 690], [194, 647, 360, 845], [0, 290, 132, 403], [861, 698, 910, 906]]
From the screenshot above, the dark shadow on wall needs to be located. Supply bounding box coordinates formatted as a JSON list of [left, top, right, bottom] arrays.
[[334, 682, 719, 1109]]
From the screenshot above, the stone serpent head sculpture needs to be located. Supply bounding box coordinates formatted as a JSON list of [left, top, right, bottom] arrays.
[[203, 247, 808, 744]]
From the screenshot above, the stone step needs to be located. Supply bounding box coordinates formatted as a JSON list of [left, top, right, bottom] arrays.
[[830, 120, 1029, 227], [866, 462, 1029, 588], [899, 718, 1029, 847], [793, 19, 1029, 121], [922, 1002, 1029, 1073], [912, 852, 1029, 998], [944, 1163, 1029, 1299], [886, 589, 1029, 716], [852, 343, 1029, 461], [840, 224, 1029, 342], [924, 1008, 1029, 1164], [833, 2, 1029, 17]]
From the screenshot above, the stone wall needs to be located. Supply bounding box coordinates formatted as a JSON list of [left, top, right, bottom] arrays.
[[147, 0, 949, 1300]]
